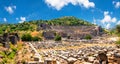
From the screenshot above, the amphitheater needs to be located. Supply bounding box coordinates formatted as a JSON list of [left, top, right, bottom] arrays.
[[38, 25, 103, 40]]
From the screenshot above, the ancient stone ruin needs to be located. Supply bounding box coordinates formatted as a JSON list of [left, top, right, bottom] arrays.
[[0, 33, 20, 48], [37, 24, 104, 40]]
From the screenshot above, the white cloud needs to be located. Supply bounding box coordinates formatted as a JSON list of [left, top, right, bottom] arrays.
[[115, 2, 120, 8], [45, 0, 95, 10], [112, 17, 117, 23], [113, 1, 120, 8], [101, 11, 117, 23], [117, 20, 120, 25], [16, 18, 19, 20], [3, 18, 7, 22], [5, 5, 16, 14], [104, 11, 109, 15], [113, 1, 116, 4], [106, 23, 110, 29], [19, 17, 26, 23]]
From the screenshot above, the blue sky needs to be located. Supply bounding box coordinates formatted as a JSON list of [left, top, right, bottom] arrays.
[[0, 0, 120, 29]]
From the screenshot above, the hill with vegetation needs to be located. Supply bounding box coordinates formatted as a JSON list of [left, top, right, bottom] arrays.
[[0, 16, 94, 34]]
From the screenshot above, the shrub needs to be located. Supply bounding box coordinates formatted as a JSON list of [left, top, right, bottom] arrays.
[[32, 36, 42, 41], [54, 35, 61, 41], [116, 40, 120, 44], [8, 51, 16, 59], [116, 25, 120, 33], [84, 35, 92, 40], [21, 33, 32, 41]]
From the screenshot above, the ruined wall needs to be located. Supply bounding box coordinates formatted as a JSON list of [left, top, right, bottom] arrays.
[[0, 33, 20, 48]]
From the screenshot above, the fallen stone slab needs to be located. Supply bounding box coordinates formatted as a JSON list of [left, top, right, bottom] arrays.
[[114, 53, 120, 58], [88, 57, 95, 63], [67, 57, 77, 64]]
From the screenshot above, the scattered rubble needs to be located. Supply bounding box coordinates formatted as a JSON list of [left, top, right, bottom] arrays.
[[25, 40, 120, 64]]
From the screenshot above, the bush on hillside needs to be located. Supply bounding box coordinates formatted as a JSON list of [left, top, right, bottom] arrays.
[[84, 35, 92, 40], [116, 40, 120, 44], [21, 33, 32, 41], [32, 36, 42, 41], [115, 25, 120, 36], [54, 35, 61, 41], [21, 33, 43, 41]]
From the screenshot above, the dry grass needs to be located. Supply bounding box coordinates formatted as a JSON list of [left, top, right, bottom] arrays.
[[31, 31, 39, 37]]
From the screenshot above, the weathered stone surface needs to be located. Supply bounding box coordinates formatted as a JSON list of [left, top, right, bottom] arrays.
[[98, 51, 108, 60], [67, 57, 77, 64], [93, 60, 99, 64], [114, 53, 120, 58], [44, 58, 57, 64], [108, 57, 114, 63], [88, 57, 95, 63], [0, 33, 20, 47], [83, 62, 92, 64], [9, 35, 17, 44]]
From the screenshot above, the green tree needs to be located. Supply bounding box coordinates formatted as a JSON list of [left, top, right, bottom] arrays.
[[116, 25, 120, 34], [115, 25, 120, 44], [21, 33, 32, 41]]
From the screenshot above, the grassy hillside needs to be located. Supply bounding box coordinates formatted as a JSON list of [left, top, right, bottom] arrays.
[[0, 16, 94, 34]]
